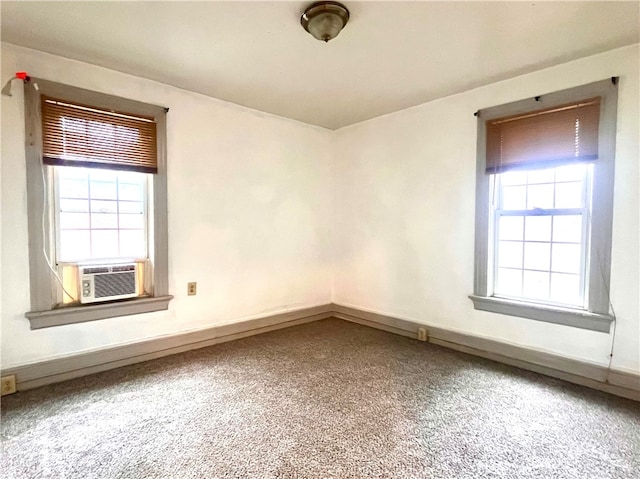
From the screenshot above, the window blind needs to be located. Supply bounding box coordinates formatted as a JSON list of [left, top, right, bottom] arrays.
[[41, 96, 158, 174], [485, 97, 601, 173]]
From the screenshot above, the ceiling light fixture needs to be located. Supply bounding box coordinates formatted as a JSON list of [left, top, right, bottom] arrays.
[[301, 2, 350, 43]]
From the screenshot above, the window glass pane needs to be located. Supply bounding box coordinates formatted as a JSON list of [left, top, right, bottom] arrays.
[[495, 268, 522, 297], [550, 273, 582, 306], [502, 186, 526, 210], [91, 230, 119, 258], [527, 169, 555, 184], [555, 164, 585, 182], [59, 230, 90, 261], [522, 270, 550, 300], [89, 180, 117, 200], [91, 213, 118, 229], [552, 216, 582, 243], [59, 199, 89, 213], [119, 213, 144, 229], [58, 179, 88, 199], [498, 216, 523, 241], [59, 212, 90, 230], [90, 169, 118, 182], [58, 166, 88, 180], [524, 242, 550, 271], [119, 201, 144, 214], [524, 216, 551, 242], [526, 184, 554, 209], [552, 243, 582, 274], [118, 182, 144, 201], [118, 171, 143, 183], [500, 171, 527, 186], [90, 200, 118, 214], [498, 241, 522, 269], [119, 230, 146, 258], [554, 182, 583, 209]]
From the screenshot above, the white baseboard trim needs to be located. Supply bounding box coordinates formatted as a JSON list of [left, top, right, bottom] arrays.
[[3, 304, 333, 391], [332, 303, 640, 401]]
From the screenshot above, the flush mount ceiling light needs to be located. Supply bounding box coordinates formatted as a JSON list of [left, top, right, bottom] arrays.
[[301, 2, 350, 43]]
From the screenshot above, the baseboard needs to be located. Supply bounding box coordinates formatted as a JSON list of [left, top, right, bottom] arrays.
[[332, 303, 640, 401], [4, 302, 638, 401], [3, 304, 333, 391]]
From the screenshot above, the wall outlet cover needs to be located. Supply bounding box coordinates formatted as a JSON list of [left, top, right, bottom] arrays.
[[418, 328, 428, 342], [1, 375, 17, 396]]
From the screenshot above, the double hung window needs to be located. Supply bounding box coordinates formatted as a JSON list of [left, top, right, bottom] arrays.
[[493, 164, 590, 308], [470, 79, 618, 332]]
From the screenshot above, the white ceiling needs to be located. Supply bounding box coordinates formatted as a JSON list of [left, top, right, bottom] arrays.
[[2, 1, 638, 129]]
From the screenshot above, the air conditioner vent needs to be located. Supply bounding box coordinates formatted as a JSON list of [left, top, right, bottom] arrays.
[[94, 271, 136, 298]]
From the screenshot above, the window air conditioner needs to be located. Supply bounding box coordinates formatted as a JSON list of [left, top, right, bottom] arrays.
[[79, 263, 138, 304]]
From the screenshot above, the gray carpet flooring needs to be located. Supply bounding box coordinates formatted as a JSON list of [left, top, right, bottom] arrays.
[[1, 318, 639, 478]]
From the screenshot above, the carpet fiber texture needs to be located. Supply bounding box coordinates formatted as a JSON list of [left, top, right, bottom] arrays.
[[1, 318, 639, 478]]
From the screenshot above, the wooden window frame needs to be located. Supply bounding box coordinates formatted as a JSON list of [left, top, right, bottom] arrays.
[[469, 79, 618, 333], [23, 78, 172, 329]]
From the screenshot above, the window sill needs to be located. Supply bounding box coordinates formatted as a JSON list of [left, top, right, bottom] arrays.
[[468, 295, 613, 333], [25, 295, 173, 330]]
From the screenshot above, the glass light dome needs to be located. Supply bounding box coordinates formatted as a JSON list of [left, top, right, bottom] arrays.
[[301, 2, 350, 43]]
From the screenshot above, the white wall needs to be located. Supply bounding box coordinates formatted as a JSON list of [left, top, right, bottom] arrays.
[[2, 42, 638, 375], [333, 44, 639, 373], [1, 43, 334, 367]]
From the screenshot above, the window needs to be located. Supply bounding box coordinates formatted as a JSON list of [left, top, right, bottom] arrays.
[[55, 168, 148, 263], [24, 79, 171, 329], [493, 164, 591, 308], [470, 79, 618, 332], [53, 167, 151, 306]]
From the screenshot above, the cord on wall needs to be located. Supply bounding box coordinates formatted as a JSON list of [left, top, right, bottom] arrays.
[[32, 81, 76, 303], [595, 247, 618, 379], [40, 162, 75, 303]]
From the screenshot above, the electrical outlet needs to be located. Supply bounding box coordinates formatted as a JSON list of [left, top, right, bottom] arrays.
[[187, 282, 197, 296], [418, 328, 428, 342], [1, 375, 17, 396]]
